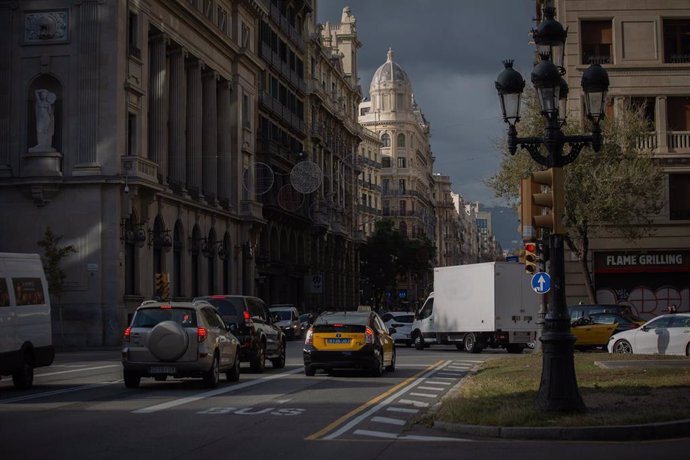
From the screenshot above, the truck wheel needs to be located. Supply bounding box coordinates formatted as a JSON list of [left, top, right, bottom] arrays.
[[414, 332, 425, 350], [464, 333, 481, 353], [506, 344, 524, 354]]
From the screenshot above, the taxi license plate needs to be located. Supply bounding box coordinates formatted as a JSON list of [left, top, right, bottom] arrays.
[[325, 338, 350, 344], [150, 366, 176, 374]]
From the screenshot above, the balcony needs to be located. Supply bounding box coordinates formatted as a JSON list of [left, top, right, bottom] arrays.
[[668, 131, 690, 151], [635, 131, 690, 154], [121, 156, 157, 183]]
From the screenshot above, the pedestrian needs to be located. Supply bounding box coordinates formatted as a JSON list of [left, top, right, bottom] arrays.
[[666, 304, 678, 314]]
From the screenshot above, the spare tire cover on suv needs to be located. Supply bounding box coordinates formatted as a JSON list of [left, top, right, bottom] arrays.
[[148, 320, 190, 362]]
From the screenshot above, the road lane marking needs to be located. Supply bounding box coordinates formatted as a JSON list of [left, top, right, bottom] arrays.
[[417, 386, 445, 391], [133, 367, 303, 414], [305, 360, 448, 440], [398, 399, 430, 407], [429, 376, 455, 380], [371, 416, 405, 426], [353, 429, 470, 442], [408, 392, 438, 398], [1, 382, 119, 404], [36, 365, 120, 377], [425, 380, 451, 385], [386, 407, 418, 414]]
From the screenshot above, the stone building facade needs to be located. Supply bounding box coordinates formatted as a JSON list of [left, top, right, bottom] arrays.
[[356, 127, 382, 238]]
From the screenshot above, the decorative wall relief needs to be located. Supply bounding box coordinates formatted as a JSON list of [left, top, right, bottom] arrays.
[[25, 11, 69, 43]]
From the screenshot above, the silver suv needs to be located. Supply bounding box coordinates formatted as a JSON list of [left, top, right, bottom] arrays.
[[121, 300, 240, 388]]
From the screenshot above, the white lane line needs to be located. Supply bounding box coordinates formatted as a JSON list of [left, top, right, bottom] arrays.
[[428, 377, 455, 381], [322, 360, 452, 440], [417, 386, 445, 392], [397, 399, 430, 408], [353, 429, 471, 442], [133, 367, 303, 414], [371, 416, 406, 426], [446, 366, 471, 370], [1, 382, 119, 404], [36, 364, 121, 377], [436, 373, 464, 377], [425, 381, 451, 386], [408, 392, 438, 398], [386, 407, 418, 414]]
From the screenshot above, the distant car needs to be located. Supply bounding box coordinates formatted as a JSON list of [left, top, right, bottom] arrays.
[[588, 312, 643, 334], [121, 300, 240, 388], [571, 316, 619, 350], [195, 295, 286, 373], [608, 313, 690, 355], [269, 304, 301, 340], [303, 310, 396, 377], [299, 313, 313, 336], [569, 304, 641, 323], [380, 311, 414, 347]]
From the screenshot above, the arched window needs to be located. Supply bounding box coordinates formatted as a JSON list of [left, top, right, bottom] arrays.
[[173, 221, 184, 298], [397, 133, 406, 148], [381, 133, 390, 147], [191, 225, 201, 297], [222, 232, 231, 294]]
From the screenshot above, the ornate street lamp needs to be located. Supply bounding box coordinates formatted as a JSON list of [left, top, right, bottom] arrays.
[[495, 5, 609, 413]]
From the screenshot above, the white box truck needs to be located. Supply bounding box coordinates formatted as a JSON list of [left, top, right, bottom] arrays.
[[0, 253, 54, 388], [411, 262, 539, 353]]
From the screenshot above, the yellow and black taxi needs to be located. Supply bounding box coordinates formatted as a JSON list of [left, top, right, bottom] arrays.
[[303, 311, 396, 377]]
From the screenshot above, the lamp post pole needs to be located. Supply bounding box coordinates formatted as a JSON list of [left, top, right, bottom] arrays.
[[495, 6, 609, 412]]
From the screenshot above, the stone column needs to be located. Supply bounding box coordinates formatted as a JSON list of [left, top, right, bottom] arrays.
[[217, 78, 232, 208], [202, 69, 219, 204], [186, 58, 203, 198], [76, 0, 100, 170], [168, 46, 187, 190], [148, 31, 169, 184], [656, 96, 668, 153]]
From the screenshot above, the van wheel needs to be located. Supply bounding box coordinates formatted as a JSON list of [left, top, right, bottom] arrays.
[[124, 370, 141, 388], [414, 332, 425, 350], [12, 356, 34, 390]]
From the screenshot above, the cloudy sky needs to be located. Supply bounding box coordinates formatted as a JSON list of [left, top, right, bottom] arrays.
[[317, 0, 536, 206]]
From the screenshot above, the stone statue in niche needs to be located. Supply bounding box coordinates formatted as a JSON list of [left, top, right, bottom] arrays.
[[29, 89, 57, 153]]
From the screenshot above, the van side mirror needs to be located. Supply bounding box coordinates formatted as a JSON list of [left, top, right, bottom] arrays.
[[389, 327, 397, 335]]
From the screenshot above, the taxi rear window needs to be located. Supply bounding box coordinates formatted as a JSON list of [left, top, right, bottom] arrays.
[[313, 324, 366, 334], [131, 307, 198, 328]]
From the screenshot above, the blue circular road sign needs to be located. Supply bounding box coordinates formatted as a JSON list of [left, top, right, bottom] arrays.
[[531, 272, 551, 294]]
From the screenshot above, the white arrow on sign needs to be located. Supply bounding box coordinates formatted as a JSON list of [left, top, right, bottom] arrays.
[[537, 275, 546, 292]]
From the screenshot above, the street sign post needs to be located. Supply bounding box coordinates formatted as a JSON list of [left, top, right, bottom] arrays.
[[531, 272, 551, 294]]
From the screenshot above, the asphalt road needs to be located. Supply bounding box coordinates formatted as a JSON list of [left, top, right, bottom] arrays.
[[1, 342, 688, 460]]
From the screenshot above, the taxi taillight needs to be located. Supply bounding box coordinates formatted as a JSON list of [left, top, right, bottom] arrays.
[[305, 328, 313, 346], [123, 327, 132, 342], [365, 327, 375, 345], [197, 327, 208, 342]]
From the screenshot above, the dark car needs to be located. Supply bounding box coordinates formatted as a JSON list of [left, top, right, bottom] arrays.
[[303, 311, 395, 377], [195, 295, 286, 373], [121, 300, 240, 388]]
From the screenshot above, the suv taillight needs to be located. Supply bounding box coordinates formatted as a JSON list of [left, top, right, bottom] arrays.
[[123, 327, 131, 342], [305, 328, 313, 346], [197, 327, 208, 343], [243, 310, 252, 323], [365, 327, 375, 345]]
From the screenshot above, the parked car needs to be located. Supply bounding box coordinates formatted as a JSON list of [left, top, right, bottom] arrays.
[[588, 312, 643, 334], [570, 316, 619, 350], [608, 313, 690, 355], [569, 303, 641, 323], [380, 311, 414, 347], [303, 310, 396, 377], [195, 295, 286, 372], [269, 304, 302, 340], [121, 300, 240, 388]]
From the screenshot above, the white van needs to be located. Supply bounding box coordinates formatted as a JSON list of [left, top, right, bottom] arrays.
[[0, 253, 54, 388]]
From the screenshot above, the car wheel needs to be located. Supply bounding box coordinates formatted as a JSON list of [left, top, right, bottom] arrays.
[[385, 347, 396, 372], [203, 354, 220, 388], [613, 339, 633, 354], [226, 353, 240, 382], [686, 342, 690, 357], [271, 341, 286, 369], [12, 355, 34, 390], [370, 347, 384, 377], [305, 365, 316, 376], [124, 370, 141, 389], [250, 343, 266, 373], [414, 332, 425, 350]]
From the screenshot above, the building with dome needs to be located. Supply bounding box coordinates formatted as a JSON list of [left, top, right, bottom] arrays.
[[359, 49, 436, 305]]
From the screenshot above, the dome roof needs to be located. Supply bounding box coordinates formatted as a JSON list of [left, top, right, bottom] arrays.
[[370, 48, 410, 91]]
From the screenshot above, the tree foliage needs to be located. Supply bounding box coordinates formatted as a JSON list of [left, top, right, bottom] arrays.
[[360, 220, 436, 309], [487, 90, 665, 301], [37, 227, 76, 300]]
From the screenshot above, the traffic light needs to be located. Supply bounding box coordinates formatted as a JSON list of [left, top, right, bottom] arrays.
[[524, 242, 539, 275], [155, 273, 170, 300], [522, 167, 565, 236]]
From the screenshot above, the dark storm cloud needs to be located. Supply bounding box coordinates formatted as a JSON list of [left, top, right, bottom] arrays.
[[317, 0, 535, 205]]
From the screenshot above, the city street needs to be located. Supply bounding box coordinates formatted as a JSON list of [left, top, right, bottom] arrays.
[[1, 343, 688, 460]]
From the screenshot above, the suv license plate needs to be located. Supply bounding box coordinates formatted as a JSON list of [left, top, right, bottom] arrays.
[[326, 338, 350, 344], [150, 366, 176, 374]]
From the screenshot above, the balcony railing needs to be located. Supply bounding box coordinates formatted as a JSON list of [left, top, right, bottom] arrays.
[[121, 156, 157, 182], [668, 131, 690, 151], [636, 132, 658, 150]]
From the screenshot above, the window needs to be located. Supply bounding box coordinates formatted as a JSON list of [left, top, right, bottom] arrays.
[[667, 96, 690, 131], [242, 94, 250, 129], [382, 156, 391, 168], [629, 97, 655, 125], [242, 21, 250, 48], [663, 19, 690, 63], [127, 113, 137, 156], [381, 133, 390, 147], [203, 0, 213, 20], [128, 11, 140, 58], [12, 278, 45, 306], [360, 107, 370, 116], [382, 178, 390, 192], [399, 179, 406, 193], [669, 174, 690, 220], [396, 93, 404, 110], [397, 133, 406, 148], [397, 157, 406, 168], [400, 200, 407, 214], [581, 20, 612, 64], [418, 297, 433, 320], [217, 6, 228, 34]]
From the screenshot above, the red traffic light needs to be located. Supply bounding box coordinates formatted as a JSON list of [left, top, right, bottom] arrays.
[[525, 242, 537, 253]]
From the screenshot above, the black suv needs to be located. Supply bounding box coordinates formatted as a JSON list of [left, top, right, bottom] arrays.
[[195, 295, 286, 373]]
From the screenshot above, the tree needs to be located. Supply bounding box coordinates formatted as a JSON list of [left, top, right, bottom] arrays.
[[37, 227, 76, 300], [487, 91, 664, 302]]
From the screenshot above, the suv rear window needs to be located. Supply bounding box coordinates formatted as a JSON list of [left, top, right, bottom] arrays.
[[205, 298, 243, 323], [131, 307, 198, 328]]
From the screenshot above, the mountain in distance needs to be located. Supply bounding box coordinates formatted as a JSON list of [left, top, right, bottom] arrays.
[[483, 205, 521, 254]]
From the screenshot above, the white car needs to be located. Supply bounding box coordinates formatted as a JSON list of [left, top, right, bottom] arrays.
[[381, 311, 415, 347], [608, 313, 690, 356]]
